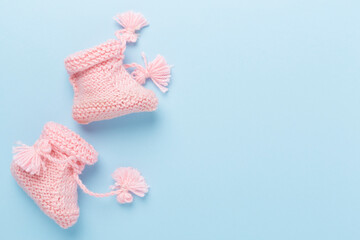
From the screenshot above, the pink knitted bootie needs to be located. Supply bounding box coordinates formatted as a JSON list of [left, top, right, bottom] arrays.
[[11, 122, 149, 228], [65, 12, 171, 124]]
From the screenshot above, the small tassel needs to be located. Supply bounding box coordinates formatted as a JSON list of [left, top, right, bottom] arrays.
[[13, 139, 52, 175], [125, 53, 172, 93], [114, 11, 148, 43], [111, 167, 149, 204]]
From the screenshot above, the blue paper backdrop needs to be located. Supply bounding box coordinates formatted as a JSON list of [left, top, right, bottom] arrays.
[[0, 0, 360, 239]]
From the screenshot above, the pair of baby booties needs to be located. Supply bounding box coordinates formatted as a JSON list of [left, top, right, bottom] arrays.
[[10, 12, 171, 229]]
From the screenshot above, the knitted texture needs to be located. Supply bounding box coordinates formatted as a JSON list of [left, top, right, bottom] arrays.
[[11, 122, 149, 229], [11, 122, 98, 228], [65, 12, 158, 124]]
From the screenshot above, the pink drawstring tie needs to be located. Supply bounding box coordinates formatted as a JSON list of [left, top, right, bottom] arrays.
[[13, 141, 148, 204], [112, 11, 171, 92], [114, 11, 148, 43], [74, 167, 148, 204], [125, 53, 172, 93]]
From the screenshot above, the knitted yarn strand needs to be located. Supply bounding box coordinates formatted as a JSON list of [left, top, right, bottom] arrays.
[[73, 167, 149, 204]]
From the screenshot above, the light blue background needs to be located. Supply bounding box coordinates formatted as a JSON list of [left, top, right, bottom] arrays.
[[0, 0, 359, 239]]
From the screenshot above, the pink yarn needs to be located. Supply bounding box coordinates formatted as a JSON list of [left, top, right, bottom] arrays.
[[13, 139, 52, 175], [65, 11, 158, 124], [113, 11, 149, 43], [11, 122, 149, 228], [125, 53, 172, 93], [111, 167, 149, 203]]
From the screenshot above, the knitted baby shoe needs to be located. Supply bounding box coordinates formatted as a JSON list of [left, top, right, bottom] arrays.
[[11, 122, 149, 228], [65, 11, 171, 124]]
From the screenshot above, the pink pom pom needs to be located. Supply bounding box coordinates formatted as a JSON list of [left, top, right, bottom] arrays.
[[125, 53, 172, 93], [13, 139, 52, 175], [114, 11, 148, 43], [111, 167, 149, 204]]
